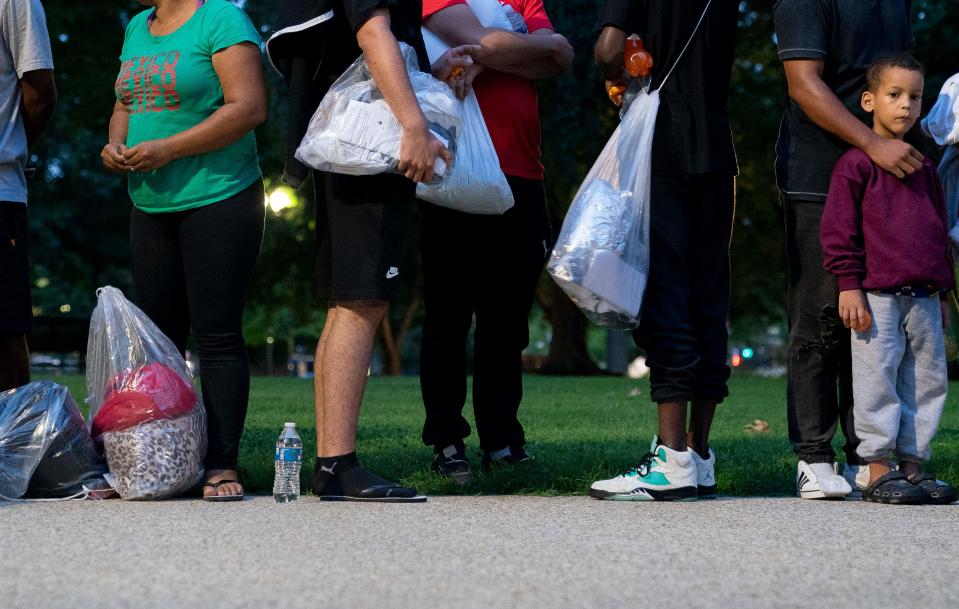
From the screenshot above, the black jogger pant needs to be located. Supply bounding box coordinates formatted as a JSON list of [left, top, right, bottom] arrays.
[[633, 174, 735, 405], [130, 181, 264, 471], [420, 176, 552, 452], [783, 197, 862, 465]]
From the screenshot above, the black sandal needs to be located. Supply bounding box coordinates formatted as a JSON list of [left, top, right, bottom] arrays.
[[909, 473, 959, 505], [862, 471, 927, 505], [202, 479, 244, 502]]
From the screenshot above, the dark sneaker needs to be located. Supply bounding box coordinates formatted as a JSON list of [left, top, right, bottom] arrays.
[[313, 464, 426, 503], [862, 471, 927, 505], [909, 473, 959, 504], [481, 446, 533, 471], [432, 444, 472, 485]]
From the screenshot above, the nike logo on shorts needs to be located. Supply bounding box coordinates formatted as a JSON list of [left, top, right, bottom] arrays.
[[386, 266, 399, 279]]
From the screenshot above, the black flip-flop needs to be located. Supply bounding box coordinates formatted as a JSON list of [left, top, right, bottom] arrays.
[[862, 471, 927, 505], [202, 479, 244, 502], [909, 473, 959, 505]]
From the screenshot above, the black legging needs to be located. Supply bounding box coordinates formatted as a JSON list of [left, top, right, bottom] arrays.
[[130, 180, 264, 471]]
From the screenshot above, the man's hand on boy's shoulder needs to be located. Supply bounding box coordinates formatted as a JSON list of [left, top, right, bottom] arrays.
[[864, 136, 925, 179], [839, 289, 872, 333]]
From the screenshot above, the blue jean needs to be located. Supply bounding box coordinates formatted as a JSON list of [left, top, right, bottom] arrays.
[[851, 293, 947, 463]]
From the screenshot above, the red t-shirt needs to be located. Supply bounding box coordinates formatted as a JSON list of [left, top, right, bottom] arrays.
[[423, 0, 553, 180]]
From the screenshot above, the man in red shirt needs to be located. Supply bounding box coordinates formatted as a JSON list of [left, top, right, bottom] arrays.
[[419, 0, 573, 482]]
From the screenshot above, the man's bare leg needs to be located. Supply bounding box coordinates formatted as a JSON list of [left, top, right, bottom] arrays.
[[310, 300, 423, 501], [317, 300, 385, 456], [313, 307, 338, 458]]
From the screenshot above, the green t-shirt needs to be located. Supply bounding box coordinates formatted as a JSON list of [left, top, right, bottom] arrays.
[[115, 0, 262, 213]]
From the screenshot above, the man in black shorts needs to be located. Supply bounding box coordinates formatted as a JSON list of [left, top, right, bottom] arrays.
[[301, 1, 455, 501], [774, 0, 917, 499], [0, 0, 56, 391]]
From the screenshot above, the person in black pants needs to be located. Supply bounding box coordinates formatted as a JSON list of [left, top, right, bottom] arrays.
[[774, 0, 918, 499], [102, 0, 267, 500], [589, 0, 738, 502], [419, 0, 573, 481]]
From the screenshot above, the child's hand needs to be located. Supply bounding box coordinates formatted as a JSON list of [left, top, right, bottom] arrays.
[[839, 289, 872, 332]]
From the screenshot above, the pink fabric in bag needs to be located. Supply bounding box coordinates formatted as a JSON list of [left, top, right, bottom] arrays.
[[91, 363, 196, 437]]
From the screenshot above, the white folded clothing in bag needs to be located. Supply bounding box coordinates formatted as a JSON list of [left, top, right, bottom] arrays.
[[581, 250, 648, 317], [296, 42, 460, 184], [417, 26, 514, 214]]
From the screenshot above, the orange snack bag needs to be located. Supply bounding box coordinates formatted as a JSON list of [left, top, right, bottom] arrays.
[[624, 34, 653, 78]]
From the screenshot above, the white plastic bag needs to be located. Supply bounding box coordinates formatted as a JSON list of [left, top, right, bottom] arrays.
[[86, 286, 207, 500], [295, 42, 460, 184], [417, 28, 514, 214], [547, 90, 660, 329], [0, 381, 108, 500]]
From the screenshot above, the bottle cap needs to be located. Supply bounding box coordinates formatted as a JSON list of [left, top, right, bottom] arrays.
[[284, 422, 295, 427]]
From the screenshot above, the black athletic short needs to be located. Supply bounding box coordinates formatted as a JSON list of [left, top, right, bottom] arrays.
[[315, 171, 415, 302], [0, 202, 32, 334]]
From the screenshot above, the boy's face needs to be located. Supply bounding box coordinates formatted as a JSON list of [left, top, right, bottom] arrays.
[[861, 67, 924, 139]]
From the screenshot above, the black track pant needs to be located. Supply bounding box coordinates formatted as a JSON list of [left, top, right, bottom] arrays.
[[420, 176, 552, 452], [633, 174, 735, 405], [130, 181, 264, 470], [783, 197, 861, 465]]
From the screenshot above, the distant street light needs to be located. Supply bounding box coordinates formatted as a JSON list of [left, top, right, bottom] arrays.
[[266, 186, 296, 214]]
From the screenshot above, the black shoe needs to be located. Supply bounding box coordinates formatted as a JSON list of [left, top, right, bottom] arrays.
[[312, 464, 426, 503], [481, 446, 533, 471], [432, 444, 472, 485], [909, 473, 959, 504], [862, 471, 928, 504]]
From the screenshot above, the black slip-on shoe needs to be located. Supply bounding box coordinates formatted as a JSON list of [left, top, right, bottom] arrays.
[[314, 465, 426, 503], [909, 473, 959, 505]]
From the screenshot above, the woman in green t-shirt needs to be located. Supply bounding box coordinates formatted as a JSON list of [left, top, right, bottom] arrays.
[[101, 0, 266, 502]]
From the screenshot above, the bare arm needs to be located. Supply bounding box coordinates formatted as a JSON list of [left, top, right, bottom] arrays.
[[19, 69, 56, 147], [784, 59, 924, 178], [357, 9, 449, 183], [101, 100, 131, 174], [489, 27, 571, 79], [124, 42, 267, 171], [425, 5, 566, 70]]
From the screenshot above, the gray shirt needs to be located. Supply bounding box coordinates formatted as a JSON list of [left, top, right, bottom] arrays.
[[0, 0, 54, 204]]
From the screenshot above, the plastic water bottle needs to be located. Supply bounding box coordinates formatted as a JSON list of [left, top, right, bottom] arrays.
[[273, 422, 302, 503]]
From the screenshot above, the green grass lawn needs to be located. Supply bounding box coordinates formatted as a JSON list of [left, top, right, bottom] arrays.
[[38, 373, 959, 496]]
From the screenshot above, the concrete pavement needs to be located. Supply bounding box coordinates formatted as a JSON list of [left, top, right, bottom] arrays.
[[2, 495, 958, 609]]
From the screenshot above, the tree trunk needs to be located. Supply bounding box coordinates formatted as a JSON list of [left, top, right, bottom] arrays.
[[537, 279, 603, 375], [378, 298, 421, 376]]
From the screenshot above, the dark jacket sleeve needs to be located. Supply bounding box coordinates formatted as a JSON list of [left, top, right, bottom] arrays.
[[821, 154, 869, 291]]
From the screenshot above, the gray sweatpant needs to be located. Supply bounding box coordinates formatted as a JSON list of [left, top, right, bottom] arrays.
[[851, 293, 947, 463]]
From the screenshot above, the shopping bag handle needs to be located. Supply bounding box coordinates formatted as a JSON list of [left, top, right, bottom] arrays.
[[656, 0, 714, 92]]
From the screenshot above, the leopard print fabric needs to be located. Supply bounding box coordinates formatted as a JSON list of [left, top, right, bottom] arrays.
[[103, 406, 207, 500]]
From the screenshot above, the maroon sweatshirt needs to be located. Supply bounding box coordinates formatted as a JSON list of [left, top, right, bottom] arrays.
[[821, 147, 954, 292]]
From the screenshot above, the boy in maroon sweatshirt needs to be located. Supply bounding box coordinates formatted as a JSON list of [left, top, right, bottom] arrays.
[[821, 53, 957, 504]]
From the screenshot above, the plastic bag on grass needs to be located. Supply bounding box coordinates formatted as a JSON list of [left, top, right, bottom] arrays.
[[86, 286, 206, 499], [416, 27, 514, 214], [0, 381, 108, 500], [547, 89, 660, 329], [295, 42, 460, 185]]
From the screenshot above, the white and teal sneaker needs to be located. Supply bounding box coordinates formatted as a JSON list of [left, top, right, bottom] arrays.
[[689, 447, 717, 499], [589, 439, 698, 501]]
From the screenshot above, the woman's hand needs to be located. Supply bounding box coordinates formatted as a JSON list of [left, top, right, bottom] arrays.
[[101, 142, 129, 174], [123, 139, 175, 172]]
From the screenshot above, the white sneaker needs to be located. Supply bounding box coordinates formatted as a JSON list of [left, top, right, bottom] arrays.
[[839, 462, 870, 494], [796, 461, 852, 499], [589, 438, 698, 501], [689, 447, 717, 498]]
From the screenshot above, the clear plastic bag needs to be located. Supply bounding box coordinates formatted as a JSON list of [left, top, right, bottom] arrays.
[[547, 89, 661, 329], [416, 27, 513, 214], [0, 381, 108, 500], [86, 286, 206, 500], [295, 42, 460, 184]]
